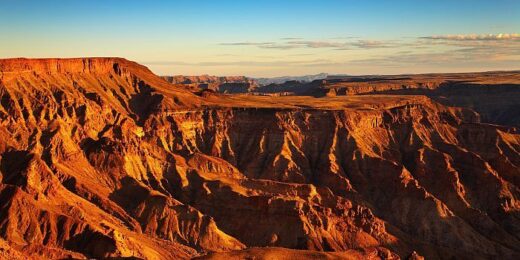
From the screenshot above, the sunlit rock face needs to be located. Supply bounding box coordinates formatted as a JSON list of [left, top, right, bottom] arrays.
[[0, 58, 519, 259]]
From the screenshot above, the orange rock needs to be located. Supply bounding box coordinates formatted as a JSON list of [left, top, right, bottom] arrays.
[[0, 58, 519, 259]]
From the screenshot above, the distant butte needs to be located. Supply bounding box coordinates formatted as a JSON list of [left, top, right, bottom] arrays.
[[0, 58, 519, 259]]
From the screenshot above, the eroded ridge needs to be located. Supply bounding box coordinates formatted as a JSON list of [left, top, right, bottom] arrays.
[[0, 58, 518, 259]]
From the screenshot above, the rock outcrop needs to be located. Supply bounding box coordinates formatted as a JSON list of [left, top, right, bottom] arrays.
[[0, 58, 519, 259]]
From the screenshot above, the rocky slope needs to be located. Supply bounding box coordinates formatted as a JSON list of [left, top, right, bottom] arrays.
[[0, 58, 519, 259]]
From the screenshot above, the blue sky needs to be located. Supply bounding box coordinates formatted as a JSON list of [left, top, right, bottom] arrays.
[[0, 0, 519, 76]]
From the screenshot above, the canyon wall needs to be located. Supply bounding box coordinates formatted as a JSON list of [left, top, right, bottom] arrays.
[[0, 58, 518, 259], [318, 72, 520, 128]]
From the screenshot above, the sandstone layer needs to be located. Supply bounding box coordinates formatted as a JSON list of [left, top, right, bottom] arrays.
[[0, 58, 519, 259]]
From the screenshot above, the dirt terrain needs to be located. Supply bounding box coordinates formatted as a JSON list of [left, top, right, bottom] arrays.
[[0, 58, 518, 259]]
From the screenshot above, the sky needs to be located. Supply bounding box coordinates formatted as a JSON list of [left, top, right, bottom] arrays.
[[0, 0, 519, 77]]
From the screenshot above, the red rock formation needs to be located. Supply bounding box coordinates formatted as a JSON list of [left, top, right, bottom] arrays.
[[0, 58, 519, 259]]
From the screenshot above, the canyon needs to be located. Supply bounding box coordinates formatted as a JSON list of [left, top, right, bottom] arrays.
[[0, 58, 519, 259], [161, 72, 520, 129]]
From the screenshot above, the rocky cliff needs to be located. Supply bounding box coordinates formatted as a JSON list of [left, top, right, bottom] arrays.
[[0, 58, 519, 259], [317, 72, 520, 128]]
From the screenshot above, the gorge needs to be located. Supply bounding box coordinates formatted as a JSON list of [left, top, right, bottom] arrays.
[[0, 58, 519, 259]]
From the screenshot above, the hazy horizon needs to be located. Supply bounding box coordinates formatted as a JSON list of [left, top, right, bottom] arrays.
[[1, 0, 519, 77]]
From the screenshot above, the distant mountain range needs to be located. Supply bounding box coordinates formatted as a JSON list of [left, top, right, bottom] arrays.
[[161, 73, 334, 93], [161, 75, 258, 93], [254, 73, 329, 86], [161, 73, 344, 90]]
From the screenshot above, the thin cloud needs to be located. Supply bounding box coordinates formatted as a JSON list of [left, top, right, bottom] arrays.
[[193, 33, 520, 70], [420, 33, 519, 41], [220, 39, 401, 50], [349, 40, 398, 49], [258, 44, 300, 50], [216, 53, 240, 57], [330, 36, 359, 39], [220, 34, 520, 52], [415, 33, 520, 58], [219, 42, 299, 50], [219, 42, 275, 46], [287, 40, 346, 48]]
